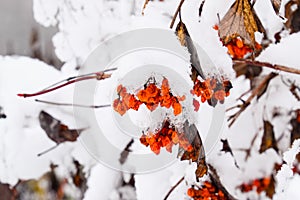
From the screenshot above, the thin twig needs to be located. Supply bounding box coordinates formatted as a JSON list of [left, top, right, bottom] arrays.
[[35, 99, 111, 109], [163, 176, 184, 200], [234, 59, 300, 75], [41, 68, 117, 91], [17, 72, 111, 98], [228, 73, 278, 127], [37, 144, 59, 157], [170, 0, 185, 29]]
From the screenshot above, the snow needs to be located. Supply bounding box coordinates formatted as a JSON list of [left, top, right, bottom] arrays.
[[1, 0, 300, 199]]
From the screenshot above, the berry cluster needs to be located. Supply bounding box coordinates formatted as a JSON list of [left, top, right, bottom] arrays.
[[239, 176, 273, 194], [139, 120, 192, 155], [225, 38, 262, 59], [187, 181, 227, 200], [213, 25, 262, 59], [113, 85, 142, 116], [191, 78, 232, 109], [113, 77, 185, 116]]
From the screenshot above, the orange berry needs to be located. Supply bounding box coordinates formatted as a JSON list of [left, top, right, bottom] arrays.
[[172, 102, 182, 116], [214, 90, 226, 101], [236, 38, 244, 48]]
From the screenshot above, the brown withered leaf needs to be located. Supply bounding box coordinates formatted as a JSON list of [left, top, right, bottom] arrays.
[[221, 139, 240, 168], [290, 109, 300, 162], [218, 0, 265, 47], [259, 120, 278, 153], [179, 120, 208, 180], [271, 0, 282, 14], [0, 106, 6, 119], [285, 1, 300, 33], [265, 175, 276, 199], [175, 20, 205, 81], [290, 109, 300, 144], [71, 160, 88, 199], [39, 111, 85, 144], [119, 139, 134, 165], [221, 139, 233, 155], [0, 183, 15, 200], [233, 62, 262, 79]]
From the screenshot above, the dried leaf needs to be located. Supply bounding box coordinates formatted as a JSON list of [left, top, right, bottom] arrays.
[[0, 183, 15, 200], [291, 110, 300, 143], [285, 1, 300, 33], [71, 160, 88, 199], [179, 121, 208, 179], [271, 0, 282, 14], [259, 120, 278, 153], [175, 20, 205, 81], [119, 139, 134, 164], [39, 111, 85, 144], [233, 63, 262, 79], [221, 139, 233, 155], [219, 0, 265, 47], [0, 106, 6, 119], [265, 175, 276, 199], [14, 164, 68, 200]]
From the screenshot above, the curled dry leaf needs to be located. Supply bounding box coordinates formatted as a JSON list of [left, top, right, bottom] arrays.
[[271, 0, 282, 14], [175, 20, 205, 82], [285, 0, 300, 33], [218, 0, 265, 48], [119, 139, 134, 165], [39, 111, 85, 144], [259, 120, 278, 154], [71, 160, 88, 199], [178, 120, 208, 179]]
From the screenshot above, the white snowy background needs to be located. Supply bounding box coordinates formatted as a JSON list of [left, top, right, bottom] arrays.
[[1, 0, 300, 199]]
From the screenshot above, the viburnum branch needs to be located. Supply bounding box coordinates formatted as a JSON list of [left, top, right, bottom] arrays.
[[163, 176, 185, 200], [228, 72, 278, 127], [35, 99, 111, 109], [41, 68, 117, 91], [170, 0, 185, 29], [234, 59, 300, 75], [17, 70, 113, 98]]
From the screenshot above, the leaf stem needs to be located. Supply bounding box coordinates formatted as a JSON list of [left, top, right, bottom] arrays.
[[170, 0, 185, 29]]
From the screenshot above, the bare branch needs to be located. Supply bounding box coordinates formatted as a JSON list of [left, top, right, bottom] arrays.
[[35, 99, 111, 109], [228, 73, 278, 127], [163, 176, 184, 200], [234, 59, 300, 75]]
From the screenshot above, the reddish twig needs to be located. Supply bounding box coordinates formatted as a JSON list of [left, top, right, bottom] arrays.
[[163, 176, 184, 200], [170, 0, 185, 29], [234, 59, 300, 75], [17, 71, 112, 98]]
